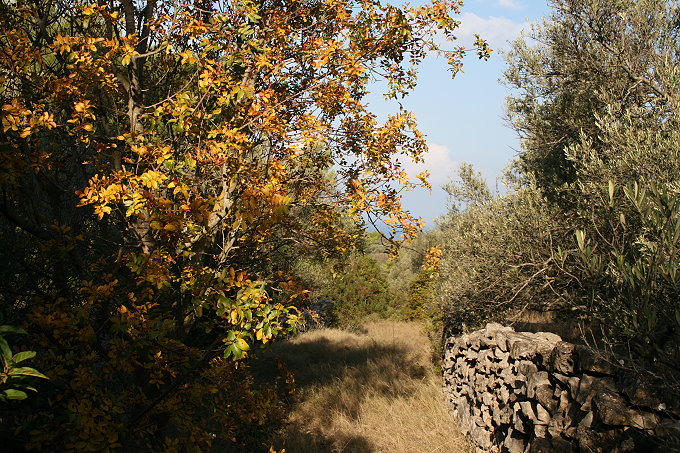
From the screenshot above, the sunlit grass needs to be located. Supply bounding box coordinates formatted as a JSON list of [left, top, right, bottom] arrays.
[[258, 321, 470, 453]]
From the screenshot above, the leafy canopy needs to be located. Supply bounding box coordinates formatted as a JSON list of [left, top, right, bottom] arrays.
[[0, 0, 487, 449]]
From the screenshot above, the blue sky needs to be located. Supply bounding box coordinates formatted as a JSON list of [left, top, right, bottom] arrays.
[[367, 0, 551, 229]]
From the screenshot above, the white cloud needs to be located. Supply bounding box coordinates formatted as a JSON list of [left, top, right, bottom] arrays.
[[401, 143, 457, 185], [453, 12, 528, 50], [498, 0, 524, 10]]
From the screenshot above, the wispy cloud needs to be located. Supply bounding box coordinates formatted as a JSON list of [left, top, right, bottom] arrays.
[[401, 143, 457, 185], [453, 12, 528, 51], [498, 0, 525, 10]]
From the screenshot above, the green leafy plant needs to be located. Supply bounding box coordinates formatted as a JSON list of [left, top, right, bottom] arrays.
[[0, 326, 49, 402], [573, 182, 679, 352]]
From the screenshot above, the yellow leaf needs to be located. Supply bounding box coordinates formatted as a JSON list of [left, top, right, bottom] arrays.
[[236, 338, 249, 350]]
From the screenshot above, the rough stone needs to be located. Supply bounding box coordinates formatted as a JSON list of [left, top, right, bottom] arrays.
[[494, 348, 509, 361], [527, 371, 551, 398], [517, 361, 539, 376], [628, 410, 659, 430], [535, 403, 551, 425], [536, 385, 559, 413], [508, 334, 541, 360], [513, 412, 527, 434], [554, 390, 571, 416], [534, 424, 548, 438], [492, 403, 512, 426], [504, 430, 527, 453], [529, 437, 574, 453], [592, 390, 659, 429], [592, 390, 629, 426], [470, 335, 481, 351], [482, 392, 494, 407], [495, 331, 509, 352], [551, 341, 577, 374], [578, 411, 594, 428], [576, 374, 616, 411], [567, 377, 580, 397], [575, 425, 617, 452], [470, 427, 493, 450], [519, 401, 536, 422], [498, 385, 510, 404]]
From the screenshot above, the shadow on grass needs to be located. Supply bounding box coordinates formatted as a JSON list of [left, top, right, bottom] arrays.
[[251, 330, 430, 453]]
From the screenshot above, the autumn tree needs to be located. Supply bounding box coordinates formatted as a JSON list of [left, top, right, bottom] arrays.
[[0, 0, 487, 449]]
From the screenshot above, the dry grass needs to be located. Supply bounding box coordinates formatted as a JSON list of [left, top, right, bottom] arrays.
[[257, 321, 470, 453]]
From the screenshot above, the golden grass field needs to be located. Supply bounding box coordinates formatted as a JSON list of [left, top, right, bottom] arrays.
[[259, 321, 471, 453]]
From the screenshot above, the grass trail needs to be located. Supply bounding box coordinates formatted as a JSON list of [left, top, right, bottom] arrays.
[[259, 321, 470, 453]]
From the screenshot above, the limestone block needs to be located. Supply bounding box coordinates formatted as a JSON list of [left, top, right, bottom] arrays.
[[482, 391, 494, 407], [481, 405, 493, 428], [508, 333, 540, 360], [534, 332, 562, 343], [555, 390, 572, 416], [511, 379, 527, 396], [465, 348, 481, 361], [628, 410, 659, 430], [495, 331, 509, 352], [575, 424, 618, 453], [548, 413, 569, 438], [535, 403, 551, 425], [551, 341, 577, 374], [578, 411, 594, 428], [519, 401, 536, 422], [493, 403, 512, 426], [592, 390, 629, 425], [576, 374, 615, 411], [508, 332, 559, 362], [536, 385, 559, 413], [518, 361, 539, 376], [481, 333, 498, 348], [499, 364, 515, 381], [470, 335, 481, 351], [493, 348, 510, 361], [593, 390, 659, 429], [513, 413, 527, 434], [567, 377, 580, 398], [498, 385, 511, 404], [470, 426, 494, 451], [534, 424, 548, 438], [503, 429, 527, 453], [527, 371, 550, 398]]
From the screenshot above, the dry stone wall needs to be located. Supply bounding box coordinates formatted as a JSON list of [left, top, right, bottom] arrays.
[[443, 323, 680, 452]]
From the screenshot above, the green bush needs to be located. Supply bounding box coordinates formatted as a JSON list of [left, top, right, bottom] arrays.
[[292, 247, 407, 329], [434, 168, 569, 335], [566, 182, 679, 358]]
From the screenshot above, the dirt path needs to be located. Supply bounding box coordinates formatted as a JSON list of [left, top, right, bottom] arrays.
[[262, 321, 470, 453]]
